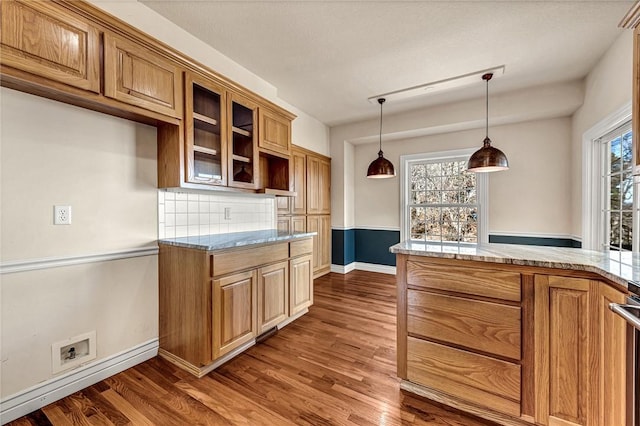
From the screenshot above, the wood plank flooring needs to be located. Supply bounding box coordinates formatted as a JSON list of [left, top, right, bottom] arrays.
[[8, 270, 497, 425]]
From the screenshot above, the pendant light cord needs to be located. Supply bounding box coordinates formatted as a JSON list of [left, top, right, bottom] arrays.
[[378, 98, 385, 153], [485, 77, 489, 139]]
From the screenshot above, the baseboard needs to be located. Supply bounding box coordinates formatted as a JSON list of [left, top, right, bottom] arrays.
[[331, 263, 356, 274], [0, 339, 158, 424], [330, 262, 396, 275]]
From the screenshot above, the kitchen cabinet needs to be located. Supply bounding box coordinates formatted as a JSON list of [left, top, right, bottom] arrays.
[[0, 0, 100, 93], [257, 261, 289, 334], [228, 92, 258, 189], [104, 32, 182, 119], [277, 146, 330, 278], [307, 215, 331, 278], [184, 72, 227, 186], [259, 108, 291, 156], [213, 269, 257, 358], [395, 253, 628, 426], [158, 236, 313, 377]]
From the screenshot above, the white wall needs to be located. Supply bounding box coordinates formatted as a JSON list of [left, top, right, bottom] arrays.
[[354, 117, 572, 236], [89, 0, 330, 157], [1, 88, 159, 398], [571, 31, 633, 239]]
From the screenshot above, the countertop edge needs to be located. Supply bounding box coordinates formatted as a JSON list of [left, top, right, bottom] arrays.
[[158, 231, 317, 252]]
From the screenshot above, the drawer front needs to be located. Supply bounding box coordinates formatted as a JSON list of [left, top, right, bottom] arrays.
[[290, 238, 313, 257], [213, 243, 288, 277], [408, 290, 521, 359], [406, 259, 521, 302], [407, 337, 521, 417]]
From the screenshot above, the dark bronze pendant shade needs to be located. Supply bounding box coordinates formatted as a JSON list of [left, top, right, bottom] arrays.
[[367, 98, 396, 178], [467, 73, 509, 173]]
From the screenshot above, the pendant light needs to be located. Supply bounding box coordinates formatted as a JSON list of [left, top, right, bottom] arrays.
[[467, 73, 509, 173], [367, 98, 396, 178]]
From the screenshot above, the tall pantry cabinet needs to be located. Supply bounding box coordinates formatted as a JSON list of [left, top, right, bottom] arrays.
[[277, 146, 331, 278]]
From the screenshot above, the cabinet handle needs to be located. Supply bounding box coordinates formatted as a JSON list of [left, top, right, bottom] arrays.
[[609, 303, 640, 331]]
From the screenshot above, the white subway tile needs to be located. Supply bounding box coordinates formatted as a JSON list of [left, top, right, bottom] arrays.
[[188, 193, 199, 201], [209, 213, 220, 224], [209, 223, 220, 234], [158, 191, 165, 204], [176, 200, 188, 213], [188, 225, 199, 236], [165, 213, 176, 227], [176, 213, 188, 226], [199, 224, 210, 235], [175, 225, 188, 237], [158, 227, 165, 239], [187, 201, 199, 213], [199, 201, 210, 213], [158, 204, 165, 222], [175, 192, 188, 201], [199, 213, 209, 224], [219, 223, 229, 233], [165, 226, 175, 238], [164, 192, 175, 201], [165, 200, 176, 214], [188, 213, 199, 225]]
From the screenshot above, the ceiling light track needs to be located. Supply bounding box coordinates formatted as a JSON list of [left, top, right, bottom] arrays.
[[367, 65, 505, 104]]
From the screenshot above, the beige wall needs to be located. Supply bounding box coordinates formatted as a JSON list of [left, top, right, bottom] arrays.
[[571, 31, 633, 239], [89, 0, 330, 157], [354, 117, 572, 236], [0, 88, 159, 398]]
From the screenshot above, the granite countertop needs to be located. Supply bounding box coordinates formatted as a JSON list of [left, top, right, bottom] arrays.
[[159, 229, 316, 252], [389, 240, 640, 289]]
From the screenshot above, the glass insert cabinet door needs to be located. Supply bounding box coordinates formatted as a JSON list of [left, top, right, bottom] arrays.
[[228, 92, 258, 189], [185, 72, 227, 186]]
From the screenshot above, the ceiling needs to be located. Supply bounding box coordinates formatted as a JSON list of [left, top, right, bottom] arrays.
[[140, 0, 634, 127]]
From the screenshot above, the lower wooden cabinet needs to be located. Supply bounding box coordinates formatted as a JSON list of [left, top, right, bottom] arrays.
[[290, 254, 313, 316], [396, 255, 628, 426], [159, 237, 313, 377], [307, 214, 331, 278], [213, 270, 257, 359], [257, 261, 289, 334]]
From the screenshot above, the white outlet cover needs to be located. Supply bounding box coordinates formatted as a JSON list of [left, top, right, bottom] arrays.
[[54, 205, 72, 225]]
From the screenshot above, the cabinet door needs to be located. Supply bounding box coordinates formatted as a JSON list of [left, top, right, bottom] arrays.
[[228, 92, 259, 189], [276, 197, 291, 215], [213, 270, 257, 359], [306, 155, 331, 215], [290, 254, 313, 316], [277, 216, 291, 233], [258, 108, 291, 155], [535, 275, 591, 426], [307, 215, 331, 278], [291, 216, 307, 233], [104, 32, 182, 119], [185, 72, 227, 186], [593, 283, 626, 426], [0, 0, 100, 93], [291, 149, 307, 215], [257, 261, 289, 334]]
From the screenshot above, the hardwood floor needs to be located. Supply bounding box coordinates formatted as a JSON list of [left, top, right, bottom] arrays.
[[8, 271, 497, 426]]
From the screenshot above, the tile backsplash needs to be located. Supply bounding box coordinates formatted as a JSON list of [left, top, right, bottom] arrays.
[[158, 190, 276, 239]]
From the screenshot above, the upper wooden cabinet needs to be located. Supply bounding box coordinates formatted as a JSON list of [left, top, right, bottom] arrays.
[[259, 108, 291, 155], [307, 154, 331, 215], [184, 72, 227, 186], [228, 92, 259, 189], [291, 148, 307, 214], [0, 0, 100, 93], [104, 32, 182, 119]]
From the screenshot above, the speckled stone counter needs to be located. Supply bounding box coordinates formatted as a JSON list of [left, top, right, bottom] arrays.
[[159, 229, 316, 251], [389, 241, 640, 289]]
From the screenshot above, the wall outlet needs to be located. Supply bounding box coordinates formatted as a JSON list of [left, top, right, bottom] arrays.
[[54, 205, 72, 225], [224, 207, 231, 220], [51, 331, 96, 374]]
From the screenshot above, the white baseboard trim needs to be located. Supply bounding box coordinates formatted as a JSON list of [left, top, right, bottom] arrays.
[[0, 339, 158, 424], [330, 262, 396, 275], [331, 263, 356, 274]]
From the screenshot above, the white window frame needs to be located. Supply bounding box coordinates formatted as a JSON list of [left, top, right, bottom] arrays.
[[400, 148, 488, 244], [582, 101, 632, 251]]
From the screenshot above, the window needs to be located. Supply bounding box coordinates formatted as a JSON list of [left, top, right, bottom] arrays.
[[599, 122, 637, 254], [400, 149, 488, 244]]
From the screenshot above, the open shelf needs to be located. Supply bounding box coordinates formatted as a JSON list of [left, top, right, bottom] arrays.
[[193, 112, 218, 126], [194, 146, 218, 156]]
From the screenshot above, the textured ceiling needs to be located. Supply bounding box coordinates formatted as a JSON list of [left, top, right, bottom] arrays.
[[140, 0, 634, 126]]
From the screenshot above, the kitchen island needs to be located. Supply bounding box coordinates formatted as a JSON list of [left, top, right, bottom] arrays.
[[390, 241, 631, 426], [158, 230, 316, 377]]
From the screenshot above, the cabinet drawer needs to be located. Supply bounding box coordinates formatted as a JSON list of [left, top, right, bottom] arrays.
[[407, 337, 521, 417], [407, 290, 521, 359], [212, 242, 288, 276], [290, 238, 312, 257], [406, 259, 521, 302]]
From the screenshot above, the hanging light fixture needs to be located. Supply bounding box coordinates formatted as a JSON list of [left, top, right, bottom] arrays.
[[467, 73, 509, 173], [367, 98, 396, 178]]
